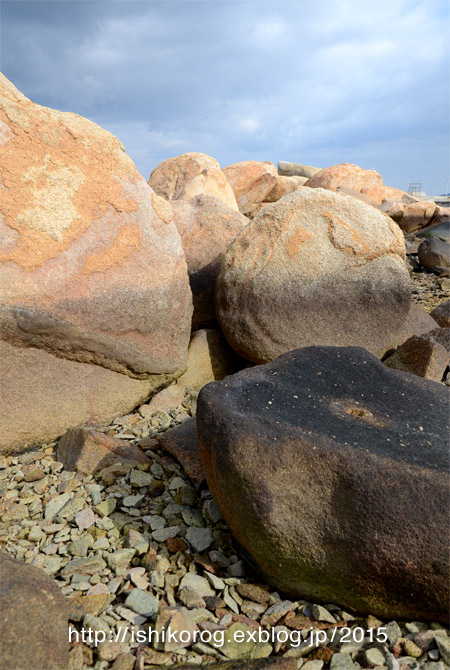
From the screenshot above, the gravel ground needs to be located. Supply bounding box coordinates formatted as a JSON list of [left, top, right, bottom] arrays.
[[410, 270, 449, 312], [0, 270, 448, 670]]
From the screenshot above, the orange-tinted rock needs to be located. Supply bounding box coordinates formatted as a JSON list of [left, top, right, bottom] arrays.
[[0, 339, 160, 455], [215, 188, 410, 363], [265, 175, 299, 202], [148, 152, 238, 211], [360, 184, 410, 206], [0, 74, 192, 379], [304, 163, 383, 193], [400, 201, 439, 234], [222, 160, 278, 215], [170, 195, 248, 329]]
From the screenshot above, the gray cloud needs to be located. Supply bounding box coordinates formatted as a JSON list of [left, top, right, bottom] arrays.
[[1, 0, 449, 194]]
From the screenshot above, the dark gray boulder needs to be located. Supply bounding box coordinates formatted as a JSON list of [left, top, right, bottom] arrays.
[[197, 346, 450, 623]]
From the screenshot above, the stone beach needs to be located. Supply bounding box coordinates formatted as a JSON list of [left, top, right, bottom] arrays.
[[1, 75, 449, 670]]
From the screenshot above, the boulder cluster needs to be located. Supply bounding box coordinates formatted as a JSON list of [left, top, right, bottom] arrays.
[[0, 74, 449, 670]]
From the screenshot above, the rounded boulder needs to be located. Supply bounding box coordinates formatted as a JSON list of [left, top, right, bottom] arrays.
[[215, 188, 410, 362]]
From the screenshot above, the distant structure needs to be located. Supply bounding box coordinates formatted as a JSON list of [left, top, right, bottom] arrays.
[[408, 182, 427, 198]]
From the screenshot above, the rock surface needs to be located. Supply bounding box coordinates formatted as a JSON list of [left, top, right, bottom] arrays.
[[418, 239, 450, 273], [0, 339, 159, 455], [171, 195, 248, 329], [399, 201, 439, 234], [197, 346, 450, 622], [265, 176, 300, 202], [0, 74, 192, 379], [148, 152, 239, 211], [0, 553, 68, 669], [215, 188, 410, 363], [142, 328, 239, 415], [384, 332, 449, 381], [223, 161, 278, 215], [431, 300, 450, 327], [278, 161, 321, 178], [57, 427, 151, 475], [304, 163, 383, 192]]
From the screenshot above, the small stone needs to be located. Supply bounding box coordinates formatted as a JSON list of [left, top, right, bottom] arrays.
[[204, 571, 225, 591], [203, 498, 222, 523], [28, 526, 45, 543], [44, 492, 73, 520], [228, 560, 245, 576], [61, 556, 107, 578], [152, 526, 179, 542], [303, 662, 324, 670], [112, 653, 136, 670], [22, 464, 45, 482], [222, 585, 239, 614], [413, 630, 435, 651], [181, 507, 205, 527], [67, 593, 114, 622], [107, 549, 135, 574], [93, 537, 110, 550], [125, 588, 159, 617], [260, 600, 295, 627], [68, 536, 93, 557], [166, 537, 187, 553], [169, 476, 186, 491], [364, 647, 387, 668], [385, 621, 403, 646], [83, 613, 111, 636], [143, 514, 165, 530], [312, 603, 337, 624], [148, 480, 165, 496], [129, 469, 153, 487], [219, 622, 273, 659], [330, 653, 357, 670], [75, 508, 96, 530], [2, 502, 30, 522], [186, 526, 214, 551], [405, 622, 428, 634], [435, 636, 450, 665], [122, 494, 144, 507], [403, 640, 424, 658], [125, 529, 149, 554], [128, 567, 149, 590], [236, 583, 270, 604], [95, 499, 117, 517], [179, 574, 215, 598], [367, 614, 384, 629], [98, 641, 121, 662]]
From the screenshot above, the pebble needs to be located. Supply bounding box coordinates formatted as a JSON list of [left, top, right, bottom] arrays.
[[312, 603, 337, 623], [185, 526, 214, 551], [364, 647, 387, 667], [124, 588, 159, 617], [107, 549, 136, 573], [330, 653, 357, 670], [95, 499, 117, 517], [75, 507, 96, 530], [129, 470, 153, 487]]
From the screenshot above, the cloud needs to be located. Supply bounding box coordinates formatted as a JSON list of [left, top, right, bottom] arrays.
[[1, 0, 449, 194]]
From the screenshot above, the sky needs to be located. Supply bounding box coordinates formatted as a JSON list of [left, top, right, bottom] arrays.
[[1, 0, 449, 195]]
